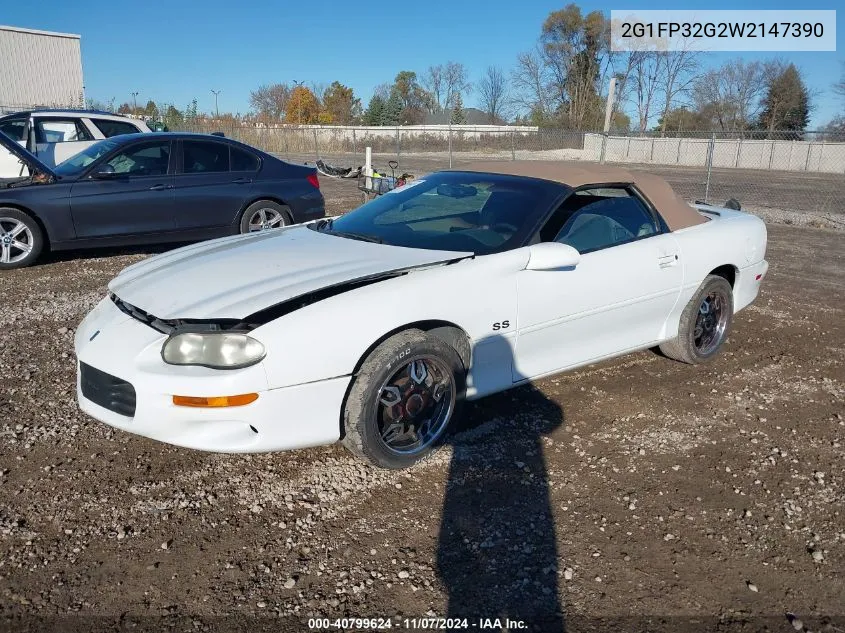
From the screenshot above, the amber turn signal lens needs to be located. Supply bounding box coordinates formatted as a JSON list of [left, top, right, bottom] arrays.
[[172, 393, 259, 408]]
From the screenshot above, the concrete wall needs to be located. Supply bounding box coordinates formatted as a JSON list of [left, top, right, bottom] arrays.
[[586, 133, 845, 174]]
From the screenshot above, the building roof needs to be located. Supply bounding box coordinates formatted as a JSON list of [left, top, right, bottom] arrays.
[[0, 25, 80, 39], [455, 160, 707, 231]]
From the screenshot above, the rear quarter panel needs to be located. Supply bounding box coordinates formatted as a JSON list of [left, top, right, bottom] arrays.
[[664, 210, 768, 338]]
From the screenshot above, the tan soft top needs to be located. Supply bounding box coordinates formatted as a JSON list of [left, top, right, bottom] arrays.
[[455, 161, 706, 231]]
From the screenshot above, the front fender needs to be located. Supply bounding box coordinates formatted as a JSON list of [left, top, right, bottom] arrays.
[[251, 248, 529, 389]]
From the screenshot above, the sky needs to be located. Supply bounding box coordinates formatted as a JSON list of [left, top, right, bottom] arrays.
[[3, 0, 843, 127]]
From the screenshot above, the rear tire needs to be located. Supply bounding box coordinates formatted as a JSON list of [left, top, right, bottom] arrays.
[[0, 208, 43, 269], [342, 329, 465, 469], [660, 274, 734, 364], [239, 200, 291, 234]]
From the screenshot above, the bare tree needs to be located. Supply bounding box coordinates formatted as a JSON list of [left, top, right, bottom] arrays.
[[422, 65, 444, 113], [511, 46, 553, 122], [477, 66, 510, 123], [835, 62, 845, 104], [657, 44, 700, 133], [443, 62, 472, 111], [629, 50, 661, 132], [693, 60, 768, 132], [249, 83, 291, 121]]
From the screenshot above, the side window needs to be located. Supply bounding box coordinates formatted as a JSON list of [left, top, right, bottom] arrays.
[[35, 118, 93, 143], [182, 141, 230, 173], [90, 119, 142, 138], [230, 146, 260, 172], [105, 141, 170, 176], [0, 119, 27, 142], [543, 187, 660, 253]]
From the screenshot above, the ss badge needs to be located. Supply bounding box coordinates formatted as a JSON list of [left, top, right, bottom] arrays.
[[492, 320, 510, 331]]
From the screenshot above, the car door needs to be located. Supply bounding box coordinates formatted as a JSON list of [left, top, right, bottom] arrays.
[[0, 117, 31, 178], [32, 117, 97, 167], [513, 186, 683, 381], [68, 139, 176, 239], [173, 139, 255, 230]]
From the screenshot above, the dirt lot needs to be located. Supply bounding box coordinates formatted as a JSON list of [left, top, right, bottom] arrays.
[[0, 176, 843, 633]]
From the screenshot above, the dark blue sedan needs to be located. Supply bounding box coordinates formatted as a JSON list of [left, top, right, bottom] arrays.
[[0, 131, 324, 268]]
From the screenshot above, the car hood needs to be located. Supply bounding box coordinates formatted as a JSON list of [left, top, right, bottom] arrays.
[[0, 130, 57, 181], [109, 225, 472, 320]]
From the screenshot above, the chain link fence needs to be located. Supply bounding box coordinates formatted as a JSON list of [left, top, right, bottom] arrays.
[[178, 122, 844, 227]]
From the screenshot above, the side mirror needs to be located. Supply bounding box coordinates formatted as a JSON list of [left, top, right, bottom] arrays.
[[525, 242, 581, 271], [92, 164, 117, 179]]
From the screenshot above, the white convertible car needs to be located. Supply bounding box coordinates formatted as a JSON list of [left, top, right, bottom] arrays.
[[74, 162, 768, 469]]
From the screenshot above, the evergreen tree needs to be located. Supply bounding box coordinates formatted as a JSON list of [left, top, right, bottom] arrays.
[[364, 94, 385, 126], [450, 93, 466, 124], [758, 64, 810, 137], [381, 90, 403, 126]]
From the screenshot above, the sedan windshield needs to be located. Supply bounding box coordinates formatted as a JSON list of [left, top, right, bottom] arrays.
[[313, 171, 566, 254], [54, 139, 121, 177]]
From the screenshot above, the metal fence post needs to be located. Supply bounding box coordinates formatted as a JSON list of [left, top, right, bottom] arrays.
[[448, 125, 453, 169], [313, 128, 319, 159], [599, 133, 608, 164], [395, 127, 400, 158], [511, 129, 516, 161], [352, 128, 357, 159], [282, 127, 289, 158], [704, 133, 715, 203]]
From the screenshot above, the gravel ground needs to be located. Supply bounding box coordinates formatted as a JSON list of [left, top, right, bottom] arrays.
[[0, 177, 843, 633]]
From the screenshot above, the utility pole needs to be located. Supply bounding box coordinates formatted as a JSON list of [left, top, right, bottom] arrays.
[[211, 89, 222, 118], [131, 91, 139, 115], [603, 77, 616, 133], [293, 80, 304, 125]]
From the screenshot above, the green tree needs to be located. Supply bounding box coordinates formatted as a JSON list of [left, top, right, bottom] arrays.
[[541, 4, 609, 129], [321, 81, 361, 124], [757, 63, 810, 137], [364, 94, 386, 126], [163, 105, 184, 129], [185, 99, 199, 123], [143, 100, 159, 119], [381, 90, 403, 126], [391, 71, 431, 124], [450, 93, 466, 124]]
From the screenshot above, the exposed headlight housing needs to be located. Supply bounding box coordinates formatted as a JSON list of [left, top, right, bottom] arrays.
[[161, 332, 266, 369]]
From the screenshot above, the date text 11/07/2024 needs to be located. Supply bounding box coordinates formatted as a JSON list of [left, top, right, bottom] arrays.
[[307, 617, 528, 630]]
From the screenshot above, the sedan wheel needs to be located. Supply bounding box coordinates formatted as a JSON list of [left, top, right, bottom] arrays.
[[239, 200, 291, 234], [247, 207, 286, 232], [0, 210, 43, 269]]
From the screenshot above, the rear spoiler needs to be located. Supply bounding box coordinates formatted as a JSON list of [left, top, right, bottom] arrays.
[[695, 198, 741, 211]]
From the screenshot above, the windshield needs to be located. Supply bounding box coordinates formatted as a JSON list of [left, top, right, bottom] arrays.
[[313, 171, 566, 254], [54, 139, 121, 177]]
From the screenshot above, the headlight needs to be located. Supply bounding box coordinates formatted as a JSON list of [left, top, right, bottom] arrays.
[[161, 332, 266, 369]]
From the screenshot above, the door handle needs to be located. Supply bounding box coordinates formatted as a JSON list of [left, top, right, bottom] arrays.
[[149, 183, 171, 191], [232, 178, 252, 184]]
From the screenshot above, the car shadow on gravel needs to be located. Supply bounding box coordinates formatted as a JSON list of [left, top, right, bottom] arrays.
[[437, 376, 567, 632]]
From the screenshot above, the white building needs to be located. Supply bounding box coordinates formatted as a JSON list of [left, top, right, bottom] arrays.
[[0, 25, 84, 113]]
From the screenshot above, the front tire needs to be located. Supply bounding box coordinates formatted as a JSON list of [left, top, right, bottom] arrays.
[[660, 274, 734, 364], [0, 209, 43, 269], [239, 200, 291, 234], [342, 329, 465, 469]]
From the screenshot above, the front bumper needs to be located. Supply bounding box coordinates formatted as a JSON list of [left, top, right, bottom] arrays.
[[74, 297, 348, 453]]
